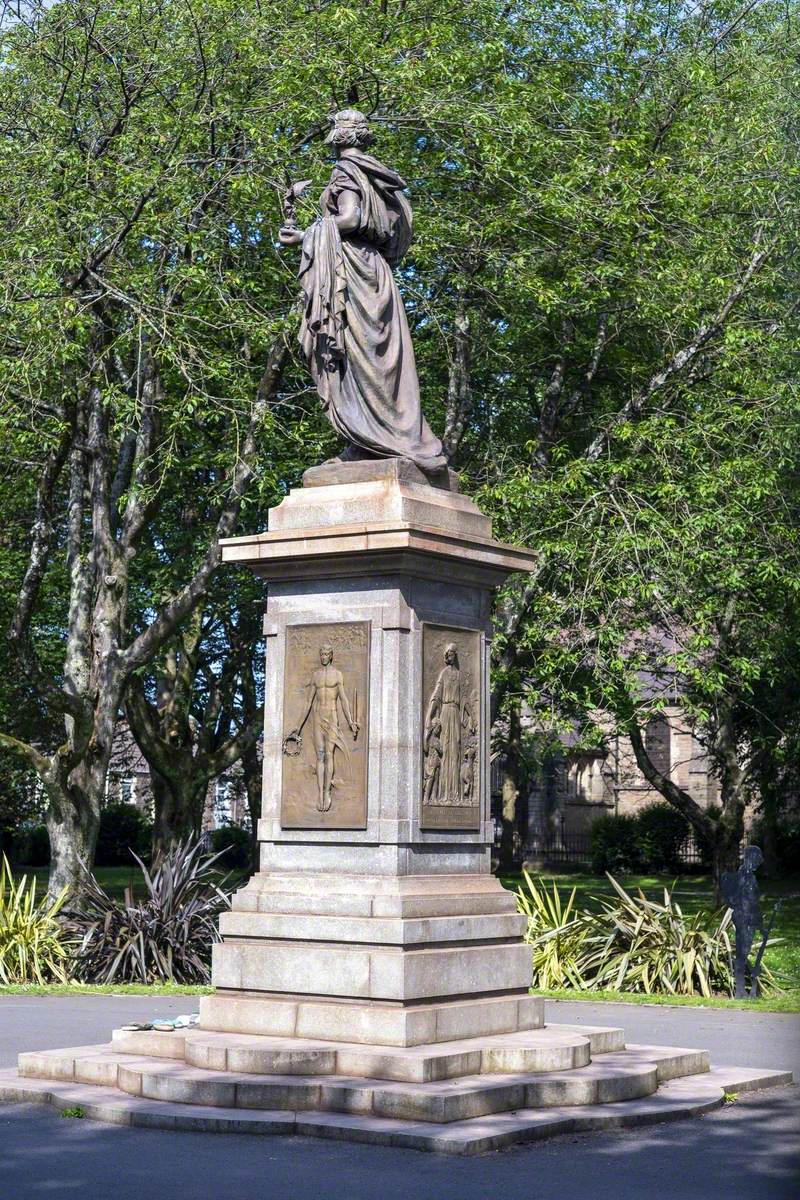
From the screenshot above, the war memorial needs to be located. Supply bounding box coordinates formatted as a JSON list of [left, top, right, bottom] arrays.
[[0, 110, 790, 1154]]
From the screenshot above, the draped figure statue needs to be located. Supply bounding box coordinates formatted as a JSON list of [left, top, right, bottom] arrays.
[[279, 110, 446, 472]]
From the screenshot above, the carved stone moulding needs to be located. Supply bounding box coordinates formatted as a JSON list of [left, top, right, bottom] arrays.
[[420, 623, 482, 831], [280, 621, 370, 831]]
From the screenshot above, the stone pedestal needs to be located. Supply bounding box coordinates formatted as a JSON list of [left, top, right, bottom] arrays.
[[3, 459, 789, 1152], [201, 459, 539, 1046]]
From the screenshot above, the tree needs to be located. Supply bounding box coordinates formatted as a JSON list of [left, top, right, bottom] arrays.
[[488, 374, 800, 891], [0, 0, 542, 891], [1, 0, 796, 896], [0, 0, 309, 891], [125, 586, 264, 859]]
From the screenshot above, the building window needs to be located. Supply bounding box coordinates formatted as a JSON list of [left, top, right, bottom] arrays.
[[119, 776, 136, 805], [214, 779, 231, 828], [644, 716, 671, 777]]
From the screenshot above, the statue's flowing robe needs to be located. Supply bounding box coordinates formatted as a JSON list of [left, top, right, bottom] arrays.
[[298, 148, 446, 471], [428, 665, 463, 803]]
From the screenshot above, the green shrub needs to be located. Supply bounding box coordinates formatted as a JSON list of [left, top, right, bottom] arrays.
[[516, 872, 781, 998], [209, 823, 252, 871], [515, 874, 588, 989], [12, 823, 50, 866], [0, 854, 71, 984], [590, 814, 642, 873], [635, 803, 690, 872], [95, 803, 152, 866], [66, 838, 230, 984]]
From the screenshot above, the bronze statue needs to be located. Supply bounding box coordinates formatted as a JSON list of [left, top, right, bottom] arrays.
[[280, 109, 446, 472]]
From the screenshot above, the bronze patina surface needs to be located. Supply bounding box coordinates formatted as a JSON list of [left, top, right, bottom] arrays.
[[279, 109, 446, 473], [420, 623, 481, 831], [281, 621, 370, 829]]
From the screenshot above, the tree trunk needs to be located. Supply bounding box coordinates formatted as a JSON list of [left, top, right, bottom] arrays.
[[150, 769, 207, 862], [626, 715, 744, 905], [44, 783, 101, 897]]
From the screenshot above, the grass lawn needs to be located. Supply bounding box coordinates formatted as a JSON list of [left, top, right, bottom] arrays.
[[14, 864, 249, 901], [7, 864, 798, 1011], [498, 870, 800, 1013]]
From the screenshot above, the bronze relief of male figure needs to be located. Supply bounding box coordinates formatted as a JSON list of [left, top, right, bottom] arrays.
[[287, 643, 359, 813]]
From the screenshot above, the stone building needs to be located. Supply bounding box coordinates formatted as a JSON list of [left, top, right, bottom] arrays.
[[492, 705, 721, 862], [105, 721, 251, 832]]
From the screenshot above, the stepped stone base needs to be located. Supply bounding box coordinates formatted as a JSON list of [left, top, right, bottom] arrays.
[[204, 873, 536, 1047], [1, 1012, 791, 1154]]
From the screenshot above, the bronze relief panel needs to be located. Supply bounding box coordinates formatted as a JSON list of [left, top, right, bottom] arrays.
[[280, 622, 370, 830], [420, 624, 482, 831]]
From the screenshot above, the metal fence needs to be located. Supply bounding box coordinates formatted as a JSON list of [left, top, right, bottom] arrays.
[[497, 829, 710, 869]]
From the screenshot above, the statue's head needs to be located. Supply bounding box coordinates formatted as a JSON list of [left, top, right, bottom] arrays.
[[444, 642, 458, 666], [742, 844, 763, 873], [326, 108, 374, 150], [319, 643, 333, 665]]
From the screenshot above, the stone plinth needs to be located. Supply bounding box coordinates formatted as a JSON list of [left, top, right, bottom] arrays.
[[202, 460, 538, 1046], [2, 458, 791, 1151]]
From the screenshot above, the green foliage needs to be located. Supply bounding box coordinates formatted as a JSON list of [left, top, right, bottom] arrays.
[[60, 1107, 85, 1118], [95, 803, 152, 868], [0, 0, 797, 887], [0, 855, 71, 984], [11, 823, 50, 867], [591, 805, 692, 874], [66, 840, 229, 984], [209, 824, 252, 871], [516, 871, 782, 998], [636, 804, 693, 873], [590, 815, 642, 874], [514, 875, 588, 990], [0, 764, 45, 859]]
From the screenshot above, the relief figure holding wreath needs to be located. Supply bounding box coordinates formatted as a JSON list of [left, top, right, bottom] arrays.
[[284, 643, 359, 813]]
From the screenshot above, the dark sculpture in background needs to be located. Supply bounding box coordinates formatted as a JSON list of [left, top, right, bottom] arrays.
[[721, 845, 777, 999], [280, 109, 447, 472]]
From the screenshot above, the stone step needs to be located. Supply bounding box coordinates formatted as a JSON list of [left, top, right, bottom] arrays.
[[110, 1021, 604, 1082], [21, 1047, 664, 1123], [198, 989, 544, 1047], [0, 1064, 790, 1154], [621, 1043, 710, 1081], [23, 1029, 709, 1107]]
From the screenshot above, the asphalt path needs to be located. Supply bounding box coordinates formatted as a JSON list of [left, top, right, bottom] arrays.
[[1, 994, 797, 1200]]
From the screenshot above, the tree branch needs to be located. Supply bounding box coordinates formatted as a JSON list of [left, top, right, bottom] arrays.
[[120, 350, 163, 549], [441, 302, 472, 461], [585, 240, 770, 462], [627, 719, 717, 843], [0, 730, 51, 777], [8, 421, 72, 641], [122, 336, 288, 673]]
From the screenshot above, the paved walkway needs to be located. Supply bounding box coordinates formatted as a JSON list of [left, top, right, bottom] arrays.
[[1, 994, 797, 1200]]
